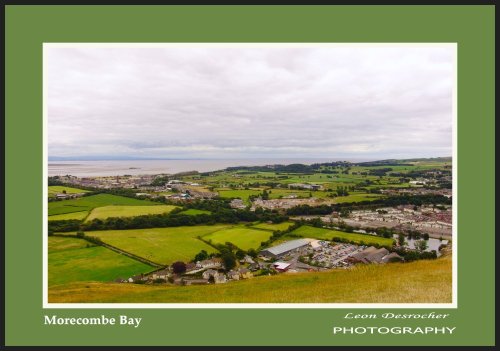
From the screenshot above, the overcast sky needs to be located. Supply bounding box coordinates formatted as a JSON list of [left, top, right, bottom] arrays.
[[47, 45, 454, 160]]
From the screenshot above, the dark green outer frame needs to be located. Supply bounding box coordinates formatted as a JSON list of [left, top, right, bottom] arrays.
[[5, 5, 495, 346]]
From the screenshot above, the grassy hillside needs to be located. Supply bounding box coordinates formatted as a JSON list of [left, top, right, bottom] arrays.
[[49, 237, 152, 286], [48, 256, 452, 303], [48, 193, 159, 216], [85, 205, 178, 222]]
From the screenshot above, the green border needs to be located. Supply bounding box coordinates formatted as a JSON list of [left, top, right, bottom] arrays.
[[5, 5, 495, 346]]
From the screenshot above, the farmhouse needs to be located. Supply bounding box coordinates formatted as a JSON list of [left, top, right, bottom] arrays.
[[238, 268, 253, 279], [348, 247, 401, 264], [213, 273, 227, 284], [202, 269, 218, 280], [201, 269, 227, 283], [259, 238, 311, 259], [197, 258, 223, 269], [288, 183, 322, 191], [151, 269, 170, 280], [227, 270, 240, 280], [272, 262, 291, 272], [230, 199, 246, 209]]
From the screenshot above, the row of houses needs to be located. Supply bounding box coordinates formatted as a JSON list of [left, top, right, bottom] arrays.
[[288, 183, 323, 191]]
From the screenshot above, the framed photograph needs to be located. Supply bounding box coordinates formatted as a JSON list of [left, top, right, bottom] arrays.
[[4, 4, 495, 347]]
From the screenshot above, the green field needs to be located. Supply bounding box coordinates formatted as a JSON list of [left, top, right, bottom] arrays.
[[251, 221, 295, 232], [217, 189, 262, 202], [81, 226, 228, 265], [48, 193, 159, 216], [48, 186, 90, 197], [85, 205, 178, 222], [179, 209, 212, 216], [48, 211, 89, 221], [202, 226, 272, 250], [291, 226, 395, 246], [330, 193, 384, 203], [48, 236, 152, 287], [49, 255, 452, 303]]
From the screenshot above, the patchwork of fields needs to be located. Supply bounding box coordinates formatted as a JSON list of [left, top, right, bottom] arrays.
[[76, 226, 229, 265], [48, 237, 153, 286], [48, 193, 161, 216]]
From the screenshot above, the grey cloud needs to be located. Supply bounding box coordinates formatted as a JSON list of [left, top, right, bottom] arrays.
[[48, 45, 454, 160]]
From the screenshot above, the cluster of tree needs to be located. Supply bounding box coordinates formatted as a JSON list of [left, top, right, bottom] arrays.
[[406, 230, 430, 241], [48, 176, 64, 186], [393, 247, 437, 262], [261, 189, 270, 200], [367, 168, 393, 176], [331, 237, 393, 251], [335, 185, 350, 197], [150, 175, 171, 186], [286, 204, 333, 216], [48, 219, 81, 233]]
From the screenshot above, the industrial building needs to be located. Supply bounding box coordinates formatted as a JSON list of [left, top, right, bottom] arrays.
[[259, 238, 311, 259]]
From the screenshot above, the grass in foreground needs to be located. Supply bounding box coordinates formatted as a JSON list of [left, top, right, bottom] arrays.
[[202, 226, 272, 250], [48, 237, 152, 287], [291, 226, 394, 246], [80, 226, 228, 265], [48, 193, 159, 216], [85, 205, 178, 222], [48, 256, 451, 303]]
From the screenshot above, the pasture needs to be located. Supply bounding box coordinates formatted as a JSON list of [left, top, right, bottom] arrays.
[[84, 225, 228, 264], [217, 189, 262, 202], [330, 193, 384, 203], [48, 186, 90, 197], [179, 209, 212, 216], [251, 222, 295, 232], [48, 237, 152, 286], [85, 205, 178, 222], [48, 211, 89, 221], [48, 193, 159, 216], [202, 226, 272, 250], [291, 226, 395, 246]]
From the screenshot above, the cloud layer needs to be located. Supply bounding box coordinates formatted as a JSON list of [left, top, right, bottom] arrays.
[[48, 45, 454, 160]]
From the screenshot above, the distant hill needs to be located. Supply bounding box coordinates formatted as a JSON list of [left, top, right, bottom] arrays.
[[354, 157, 452, 167]]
